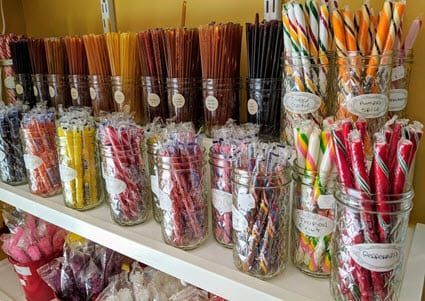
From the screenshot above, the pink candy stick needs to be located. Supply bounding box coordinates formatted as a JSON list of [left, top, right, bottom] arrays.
[[403, 16, 423, 54]]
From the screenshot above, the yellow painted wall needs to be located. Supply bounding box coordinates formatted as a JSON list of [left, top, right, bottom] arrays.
[[6, 0, 425, 223]]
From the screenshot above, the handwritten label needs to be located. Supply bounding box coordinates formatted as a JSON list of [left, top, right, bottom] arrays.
[[105, 176, 127, 195], [392, 65, 405, 82], [159, 190, 172, 211], [350, 244, 401, 272], [205, 96, 219, 112], [318, 194, 336, 209], [294, 209, 334, 237], [4, 76, 15, 89], [389, 89, 408, 112], [59, 165, 77, 182], [16, 83, 24, 95], [114, 90, 125, 104], [172, 93, 185, 109], [23, 154, 42, 170], [232, 205, 248, 232], [247, 99, 258, 115], [14, 265, 31, 276], [346, 94, 388, 118], [212, 189, 232, 214], [237, 193, 256, 212], [284, 92, 322, 114], [148, 93, 161, 107], [33, 86, 38, 97], [89, 87, 96, 100], [49, 86, 55, 98], [70, 87, 79, 100]]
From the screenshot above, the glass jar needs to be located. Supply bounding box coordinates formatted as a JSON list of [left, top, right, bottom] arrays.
[[111, 76, 144, 124], [246, 78, 281, 140], [15, 73, 35, 107], [291, 165, 337, 277], [157, 154, 208, 249], [282, 53, 333, 145], [31, 74, 49, 104], [331, 187, 413, 301], [47, 74, 70, 109], [202, 78, 239, 137], [232, 168, 291, 279], [69, 75, 91, 107], [389, 50, 413, 118], [88, 75, 114, 117], [209, 150, 233, 248], [334, 52, 392, 135], [1, 59, 16, 104], [141, 76, 168, 122], [166, 78, 201, 125], [146, 139, 162, 223]]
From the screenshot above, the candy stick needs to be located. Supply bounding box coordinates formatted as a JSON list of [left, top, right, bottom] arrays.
[[402, 15, 423, 54], [302, 127, 321, 211], [358, 1, 371, 55], [390, 138, 412, 195], [332, 9, 348, 57]]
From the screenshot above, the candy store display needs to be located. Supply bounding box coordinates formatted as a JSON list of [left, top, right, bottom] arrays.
[[21, 107, 62, 197], [0, 34, 19, 105], [98, 113, 151, 225], [28, 38, 49, 104], [232, 142, 294, 279]]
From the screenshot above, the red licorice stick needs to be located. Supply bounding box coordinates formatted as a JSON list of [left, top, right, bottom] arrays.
[[390, 139, 413, 195]]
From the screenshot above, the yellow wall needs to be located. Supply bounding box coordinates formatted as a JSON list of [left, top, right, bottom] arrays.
[[6, 0, 425, 223]]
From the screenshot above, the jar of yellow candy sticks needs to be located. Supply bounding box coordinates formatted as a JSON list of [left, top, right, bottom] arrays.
[[57, 111, 105, 210]]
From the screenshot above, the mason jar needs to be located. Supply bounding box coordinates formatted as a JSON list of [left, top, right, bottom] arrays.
[[15, 73, 35, 107], [389, 50, 413, 118], [31, 74, 49, 104], [111, 76, 144, 124], [1, 59, 16, 104], [141, 76, 168, 122], [166, 78, 201, 125], [88, 75, 114, 117], [68, 74, 91, 107], [47, 74, 70, 109]]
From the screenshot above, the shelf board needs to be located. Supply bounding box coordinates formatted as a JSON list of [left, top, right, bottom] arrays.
[[0, 259, 25, 301], [0, 182, 423, 301]]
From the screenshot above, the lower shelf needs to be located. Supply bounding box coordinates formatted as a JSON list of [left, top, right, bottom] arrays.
[[0, 259, 25, 301]]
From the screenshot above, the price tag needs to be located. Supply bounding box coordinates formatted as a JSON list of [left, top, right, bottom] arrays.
[[205, 96, 219, 112], [247, 99, 258, 115], [148, 93, 161, 107], [172, 93, 185, 108]]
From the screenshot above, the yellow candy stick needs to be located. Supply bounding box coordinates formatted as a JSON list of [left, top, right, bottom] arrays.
[[83, 127, 98, 205], [73, 128, 84, 209], [61, 127, 76, 205]]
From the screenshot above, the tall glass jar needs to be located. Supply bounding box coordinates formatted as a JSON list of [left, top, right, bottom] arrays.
[[1, 59, 16, 104], [389, 50, 413, 118], [47, 74, 70, 109], [166, 78, 201, 125], [15, 73, 35, 107], [157, 153, 208, 249], [69, 75, 91, 107], [291, 166, 337, 277], [232, 168, 292, 279], [141, 76, 168, 122], [31, 74, 49, 104], [246, 78, 281, 140], [111, 76, 144, 124], [202, 78, 239, 137], [88, 75, 114, 117], [146, 138, 162, 223], [331, 187, 413, 301]]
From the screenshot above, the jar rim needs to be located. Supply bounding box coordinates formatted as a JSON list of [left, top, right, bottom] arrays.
[[231, 167, 292, 188]]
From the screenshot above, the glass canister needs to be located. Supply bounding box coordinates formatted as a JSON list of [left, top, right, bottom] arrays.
[[31, 74, 49, 104], [202, 78, 239, 137], [146, 138, 162, 223], [232, 168, 292, 279], [1, 59, 16, 104], [388, 50, 413, 118], [111, 76, 144, 124], [68, 74, 91, 107], [246, 78, 281, 140], [47, 74, 70, 109], [15, 73, 35, 107], [330, 187, 413, 301], [141, 76, 168, 122], [166, 78, 201, 125], [88, 75, 114, 117]]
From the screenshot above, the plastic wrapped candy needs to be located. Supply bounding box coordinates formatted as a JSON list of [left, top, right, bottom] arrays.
[[98, 113, 151, 225]]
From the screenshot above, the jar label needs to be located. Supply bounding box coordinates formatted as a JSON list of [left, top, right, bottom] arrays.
[[59, 164, 77, 182], [33, 86, 38, 97], [0, 150, 5, 161], [159, 190, 172, 211], [283, 92, 322, 114], [23, 154, 43, 170], [172, 93, 185, 109], [389, 89, 408, 112], [346, 94, 388, 118], [247, 99, 258, 115], [114, 90, 125, 104], [70, 87, 79, 100], [212, 189, 232, 215], [48, 86, 55, 98], [105, 176, 127, 195], [205, 96, 219, 112], [232, 205, 248, 232], [89, 87, 96, 100], [4, 76, 15, 89], [237, 193, 256, 212], [15, 83, 24, 95], [148, 93, 161, 107], [14, 265, 32, 276], [350, 243, 401, 272], [150, 174, 159, 195], [317, 194, 335, 209], [392, 65, 405, 82], [294, 209, 334, 237]]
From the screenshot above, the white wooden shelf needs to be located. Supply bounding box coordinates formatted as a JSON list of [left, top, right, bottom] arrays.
[[0, 259, 25, 301], [0, 182, 423, 301]]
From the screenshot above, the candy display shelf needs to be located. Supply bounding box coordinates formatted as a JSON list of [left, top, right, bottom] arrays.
[[0, 181, 424, 301]]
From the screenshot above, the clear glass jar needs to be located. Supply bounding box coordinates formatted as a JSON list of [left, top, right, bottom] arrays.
[[57, 125, 104, 211], [31, 74, 49, 104], [146, 139, 162, 223], [88, 75, 114, 117], [334, 52, 392, 135], [202, 78, 239, 137], [141, 76, 168, 122], [100, 145, 151, 226], [389, 50, 413, 118], [209, 150, 233, 248], [331, 187, 413, 301], [111, 76, 144, 124], [69, 75, 91, 107], [166, 78, 201, 125], [246, 78, 281, 140], [232, 168, 292, 279], [15, 73, 35, 107], [1, 59, 16, 104], [282, 53, 333, 145], [157, 154, 208, 249], [47, 74, 70, 109], [291, 166, 337, 277]]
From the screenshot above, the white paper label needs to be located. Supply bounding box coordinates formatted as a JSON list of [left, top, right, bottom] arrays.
[[33, 85, 38, 97], [247, 99, 258, 115], [389, 89, 408, 112], [212, 189, 232, 214], [89, 87, 96, 100], [294, 209, 334, 237], [114, 90, 125, 104], [49, 86, 55, 98], [318, 194, 335, 209], [205, 95, 219, 112], [159, 190, 172, 211], [4, 76, 15, 89], [0, 150, 5, 161], [24, 154, 42, 170], [346, 94, 388, 118], [70, 87, 79, 100], [392, 65, 405, 82], [59, 165, 77, 182], [150, 174, 159, 195], [284, 92, 322, 114], [14, 265, 31, 276], [237, 193, 256, 211], [148, 93, 161, 107], [232, 205, 248, 231], [15, 83, 24, 95], [172, 93, 185, 108], [105, 176, 127, 195], [350, 243, 401, 272]]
